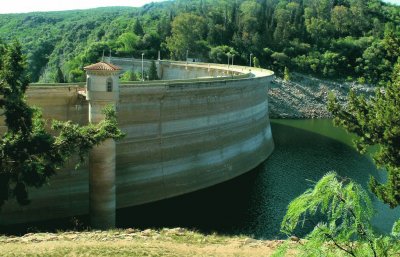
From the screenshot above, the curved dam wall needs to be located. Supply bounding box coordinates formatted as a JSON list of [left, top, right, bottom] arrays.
[[107, 57, 243, 80], [0, 61, 275, 225]]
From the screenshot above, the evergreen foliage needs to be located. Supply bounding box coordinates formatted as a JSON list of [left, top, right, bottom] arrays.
[[148, 60, 159, 80], [166, 13, 208, 60], [0, 0, 396, 83], [283, 66, 290, 81], [252, 56, 260, 68], [277, 172, 400, 257], [120, 70, 138, 81], [328, 60, 400, 208], [117, 32, 139, 56], [54, 66, 65, 83], [133, 18, 145, 36], [0, 41, 124, 207], [209, 45, 237, 64]]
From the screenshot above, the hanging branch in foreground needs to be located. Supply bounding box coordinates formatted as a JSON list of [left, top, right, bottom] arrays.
[[275, 172, 399, 257], [0, 41, 124, 207]]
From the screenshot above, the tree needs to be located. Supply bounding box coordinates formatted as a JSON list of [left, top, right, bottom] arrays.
[[273, 2, 303, 45], [252, 56, 260, 68], [305, 16, 334, 45], [120, 70, 138, 81], [207, 21, 226, 46], [239, 1, 262, 50], [331, 5, 352, 36], [321, 51, 346, 77], [27, 39, 55, 82], [283, 66, 290, 81], [166, 13, 208, 60], [349, 0, 368, 35], [68, 68, 85, 83], [271, 52, 289, 71], [54, 66, 65, 83], [157, 15, 172, 40], [0, 0, 396, 88], [383, 23, 400, 60], [117, 32, 139, 56], [278, 172, 398, 256], [209, 45, 237, 64], [138, 32, 162, 58], [133, 18, 144, 36], [0, 41, 124, 207], [356, 41, 392, 85], [148, 60, 159, 80], [328, 60, 400, 208]]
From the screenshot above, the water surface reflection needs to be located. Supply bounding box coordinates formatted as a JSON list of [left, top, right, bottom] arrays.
[[119, 120, 400, 239]]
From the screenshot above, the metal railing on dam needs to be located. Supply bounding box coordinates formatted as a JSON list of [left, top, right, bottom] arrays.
[[0, 60, 275, 225]]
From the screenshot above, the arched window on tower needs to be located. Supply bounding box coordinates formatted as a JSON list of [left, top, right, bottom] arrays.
[[106, 77, 113, 92]]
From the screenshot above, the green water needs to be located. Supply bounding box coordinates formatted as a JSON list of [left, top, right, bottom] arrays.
[[3, 119, 397, 237], [119, 119, 400, 239]]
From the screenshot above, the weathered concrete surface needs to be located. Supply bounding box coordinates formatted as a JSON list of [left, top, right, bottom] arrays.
[[85, 67, 120, 229], [89, 138, 116, 229], [0, 61, 274, 225]]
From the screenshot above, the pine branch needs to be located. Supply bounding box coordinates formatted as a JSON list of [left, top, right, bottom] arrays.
[[337, 193, 377, 257], [308, 218, 356, 257], [319, 225, 356, 257]]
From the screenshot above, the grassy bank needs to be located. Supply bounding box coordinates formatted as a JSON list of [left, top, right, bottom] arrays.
[[0, 228, 285, 256]]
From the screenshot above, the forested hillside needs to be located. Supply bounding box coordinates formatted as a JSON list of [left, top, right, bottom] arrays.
[[0, 0, 399, 85]]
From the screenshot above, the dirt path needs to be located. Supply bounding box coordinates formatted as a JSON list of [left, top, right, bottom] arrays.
[[0, 228, 288, 256]]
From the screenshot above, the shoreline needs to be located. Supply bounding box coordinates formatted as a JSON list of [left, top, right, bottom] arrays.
[[268, 73, 375, 119]]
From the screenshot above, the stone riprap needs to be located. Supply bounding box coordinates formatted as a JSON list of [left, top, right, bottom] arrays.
[[268, 73, 375, 119]]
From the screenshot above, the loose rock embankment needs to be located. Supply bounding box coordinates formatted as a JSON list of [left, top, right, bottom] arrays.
[[268, 73, 375, 119]]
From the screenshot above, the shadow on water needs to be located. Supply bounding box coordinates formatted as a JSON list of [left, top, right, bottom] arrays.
[[118, 120, 400, 239], [2, 120, 399, 238]]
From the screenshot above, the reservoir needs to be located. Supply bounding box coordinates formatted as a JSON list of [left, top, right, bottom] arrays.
[[119, 119, 400, 239]]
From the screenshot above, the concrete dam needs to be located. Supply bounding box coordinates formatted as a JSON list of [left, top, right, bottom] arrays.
[[0, 58, 275, 226]]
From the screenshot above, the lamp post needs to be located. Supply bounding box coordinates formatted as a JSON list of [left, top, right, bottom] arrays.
[[186, 49, 189, 64], [250, 53, 253, 67], [141, 53, 144, 81]]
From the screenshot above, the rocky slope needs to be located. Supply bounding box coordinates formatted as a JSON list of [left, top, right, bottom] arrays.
[[268, 73, 375, 119]]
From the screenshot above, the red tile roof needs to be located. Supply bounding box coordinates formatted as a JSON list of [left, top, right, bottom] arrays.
[[84, 62, 122, 71]]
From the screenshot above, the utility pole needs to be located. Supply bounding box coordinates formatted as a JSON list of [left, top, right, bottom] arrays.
[[141, 53, 144, 81]]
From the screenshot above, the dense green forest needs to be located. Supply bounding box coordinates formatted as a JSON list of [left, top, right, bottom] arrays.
[[0, 0, 399, 85]]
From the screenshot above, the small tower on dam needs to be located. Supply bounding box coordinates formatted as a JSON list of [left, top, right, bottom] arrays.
[[84, 61, 122, 229]]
